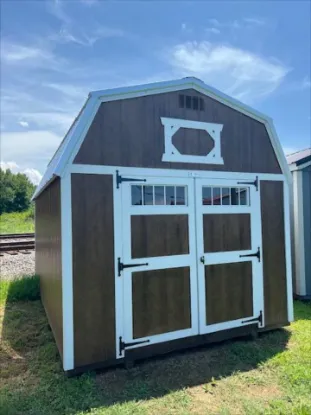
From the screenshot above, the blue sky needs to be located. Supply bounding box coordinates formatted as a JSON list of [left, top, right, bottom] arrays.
[[1, 0, 310, 184]]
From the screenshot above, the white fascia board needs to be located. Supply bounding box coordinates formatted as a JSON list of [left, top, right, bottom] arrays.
[[290, 160, 311, 172], [264, 121, 292, 186]]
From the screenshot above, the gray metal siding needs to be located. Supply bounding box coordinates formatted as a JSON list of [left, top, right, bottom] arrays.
[[303, 166, 311, 295]]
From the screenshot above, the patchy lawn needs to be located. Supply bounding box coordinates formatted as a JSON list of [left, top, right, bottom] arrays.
[[0, 210, 34, 234], [0, 279, 310, 414]]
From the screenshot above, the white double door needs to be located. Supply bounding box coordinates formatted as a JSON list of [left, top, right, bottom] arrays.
[[118, 174, 264, 354]]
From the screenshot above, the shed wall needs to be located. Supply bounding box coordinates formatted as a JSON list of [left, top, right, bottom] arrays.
[[303, 167, 311, 295], [260, 181, 288, 326], [35, 178, 63, 357], [74, 89, 281, 174], [71, 173, 115, 368]]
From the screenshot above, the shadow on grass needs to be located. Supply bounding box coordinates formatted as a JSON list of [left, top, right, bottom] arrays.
[[1, 278, 303, 415]]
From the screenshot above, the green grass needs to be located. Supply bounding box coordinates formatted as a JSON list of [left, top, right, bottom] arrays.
[[0, 278, 310, 414], [0, 275, 40, 305], [0, 209, 34, 234]]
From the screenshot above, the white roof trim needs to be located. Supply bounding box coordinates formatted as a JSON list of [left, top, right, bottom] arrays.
[[32, 77, 291, 199], [290, 159, 311, 171]]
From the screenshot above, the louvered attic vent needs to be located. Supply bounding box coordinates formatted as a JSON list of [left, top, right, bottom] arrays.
[[179, 94, 205, 111]]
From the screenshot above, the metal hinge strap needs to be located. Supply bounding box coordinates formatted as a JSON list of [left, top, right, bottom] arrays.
[[237, 176, 259, 191], [118, 257, 148, 276], [119, 336, 150, 355], [239, 247, 261, 262], [242, 310, 263, 325], [116, 170, 146, 189]]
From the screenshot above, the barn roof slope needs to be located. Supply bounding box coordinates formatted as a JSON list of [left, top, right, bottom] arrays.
[[32, 77, 291, 200], [286, 148, 311, 167]]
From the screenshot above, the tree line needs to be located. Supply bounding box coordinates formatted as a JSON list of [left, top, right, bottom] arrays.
[[0, 168, 36, 214]]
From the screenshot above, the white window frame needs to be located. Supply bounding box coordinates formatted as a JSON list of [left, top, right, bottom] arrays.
[[161, 117, 224, 165]]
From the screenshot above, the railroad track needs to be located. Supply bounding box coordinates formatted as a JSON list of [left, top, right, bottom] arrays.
[[0, 233, 35, 255]]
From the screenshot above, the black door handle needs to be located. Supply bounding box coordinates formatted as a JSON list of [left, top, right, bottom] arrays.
[[200, 256, 205, 264]]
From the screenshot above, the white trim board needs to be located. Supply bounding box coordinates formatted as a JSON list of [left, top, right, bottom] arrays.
[[69, 164, 286, 182], [32, 77, 292, 200]]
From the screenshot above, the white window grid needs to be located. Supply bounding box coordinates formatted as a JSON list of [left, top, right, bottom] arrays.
[[202, 186, 250, 206], [131, 185, 188, 206]]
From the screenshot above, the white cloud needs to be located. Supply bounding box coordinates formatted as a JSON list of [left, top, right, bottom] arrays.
[[205, 28, 220, 35], [23, 168, 43, 185], [1, 42, 54, 64], [20, 112, 75, 132], [0, 161, 19, 171], [243, 17, 265, 26], [207, 17, 266, 31], [168, 41, 290, 103], [0, 161, 42, 185], [19, 121, 29, 128], [0, 130, 62, 174]]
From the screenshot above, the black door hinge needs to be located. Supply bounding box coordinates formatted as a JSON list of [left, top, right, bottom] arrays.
[[119, 336, 150, 355], [116, 170, 146, 189], [118, 257, 148, 276], [237, 176, 259, 191], [242, 310, 263, 325], [240, 247, 261, 262]]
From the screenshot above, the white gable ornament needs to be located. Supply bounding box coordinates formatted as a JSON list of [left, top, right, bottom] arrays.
[[161, 117, 224, 165]]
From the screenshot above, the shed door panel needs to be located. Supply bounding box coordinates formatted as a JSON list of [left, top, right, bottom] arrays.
[[205, 262, 253, 325], [132, 267, 191, 339], [196, 178, 264, 334], [120, 176, 198, 356]]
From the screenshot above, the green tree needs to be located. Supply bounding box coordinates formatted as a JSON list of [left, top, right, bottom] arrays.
[[0, 168, 36, 214]]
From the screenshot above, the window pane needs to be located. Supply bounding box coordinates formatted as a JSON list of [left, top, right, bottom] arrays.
[[231, 188, 239, 205], [143, 186, 153, 205], [166, 186, 175, 205], [176, 186, 186, 205], [212, 187, 221, 205], [239, 188, 248, 205], [132, 185, 142, 205], [202, 187, 212, 205], [221, 187, 230, 205], [154, 186, 165, 205]]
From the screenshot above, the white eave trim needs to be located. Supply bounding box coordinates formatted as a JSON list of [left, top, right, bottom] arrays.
[[289, 159, 311, 172]]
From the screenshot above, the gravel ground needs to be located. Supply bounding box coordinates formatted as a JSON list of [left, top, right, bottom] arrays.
[[0, 251, 35, 280]]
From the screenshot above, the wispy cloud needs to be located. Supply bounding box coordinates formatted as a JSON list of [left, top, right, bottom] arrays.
[[1, 41, 54, 64], [18, 121, 29, 128], [0, 161, 43, 185], [206, 17, 266, 33], [1, 130, 62, 176], [205, 27, 220, 35], [168, 41, 290, 103]]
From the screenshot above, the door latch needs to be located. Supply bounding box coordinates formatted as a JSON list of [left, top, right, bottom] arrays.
[[200, 256, 205, 264]]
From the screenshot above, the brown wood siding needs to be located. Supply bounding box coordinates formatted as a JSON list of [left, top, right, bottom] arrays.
[[203, 214, 251, 252], [35, 178, 63, 357], [71, 174, 115, 367], [131, 215, 189, 258], [260, 181, 288, 326], [132, 267, 191, 339], [205, 262, 253, 325], [74, 89, 281, 174]]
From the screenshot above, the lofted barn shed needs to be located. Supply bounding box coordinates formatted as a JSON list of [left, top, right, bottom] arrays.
[[33, 77, 293, 375]]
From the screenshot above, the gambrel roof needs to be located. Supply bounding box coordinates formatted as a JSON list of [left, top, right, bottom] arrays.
[[33, 77, 291, 199]]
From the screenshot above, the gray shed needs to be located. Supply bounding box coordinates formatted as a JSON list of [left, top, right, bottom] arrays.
[[287, 148, 311, 299]]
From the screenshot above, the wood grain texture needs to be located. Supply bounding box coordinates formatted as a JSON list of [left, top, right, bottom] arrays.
[[35, 178, 63, 357], [71, 174, 115, 367], [260, 181, 288, 326], [205, 262, 253, 325], [74, 89, 281, 174], [203, 214, 251, 252], [131, 215, 189, 258], [132, 267, 191, 339]]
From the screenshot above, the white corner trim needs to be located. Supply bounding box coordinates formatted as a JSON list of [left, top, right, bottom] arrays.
[[161, 117, 224, 165], [292, 171, 306, 296], [283, 181, 294, 322], [61, 173, 74, 371]]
